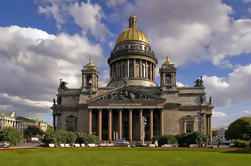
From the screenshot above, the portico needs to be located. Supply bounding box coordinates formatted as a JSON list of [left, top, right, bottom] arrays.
[[88, 108, 163, 141]]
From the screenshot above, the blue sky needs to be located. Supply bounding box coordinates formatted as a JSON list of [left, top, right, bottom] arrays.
[[0, 0, 251, 128]]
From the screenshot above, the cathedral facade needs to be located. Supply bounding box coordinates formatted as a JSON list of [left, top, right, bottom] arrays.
[[51, 14, 213, 142]]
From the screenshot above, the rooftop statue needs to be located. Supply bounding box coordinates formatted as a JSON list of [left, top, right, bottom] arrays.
[[194, 76, 204, 88], [58, 79, 68, 90]]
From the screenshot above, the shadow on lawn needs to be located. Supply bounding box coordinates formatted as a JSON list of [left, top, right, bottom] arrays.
[[222, 149, 251, 154]]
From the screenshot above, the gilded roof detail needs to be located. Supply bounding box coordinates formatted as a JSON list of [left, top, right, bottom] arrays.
[[115, 13, 150, 46]]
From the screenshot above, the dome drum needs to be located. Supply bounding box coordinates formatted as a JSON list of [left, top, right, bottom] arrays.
[[114, 40, 151, 52]]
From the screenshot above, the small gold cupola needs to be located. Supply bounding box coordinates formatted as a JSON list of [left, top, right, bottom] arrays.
[[86, 58, 95, 67], [81, 58, 99, 90], [163, 56, 172, 65], [159, 56, 177, 87]]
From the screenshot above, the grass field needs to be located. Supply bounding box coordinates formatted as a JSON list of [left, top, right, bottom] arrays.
[[0, 147, 251, 166]]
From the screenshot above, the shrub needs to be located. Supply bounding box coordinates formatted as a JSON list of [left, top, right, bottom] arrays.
[[234, 139, 250, 148], [84, 134, 99, 144], [152, 135, 178, 146], [43, 131, 99, 145], [43, 131, 57, 144], [66, 132, 77, 144], [176, 132, 209, 147], [0, 127, 23, 146]]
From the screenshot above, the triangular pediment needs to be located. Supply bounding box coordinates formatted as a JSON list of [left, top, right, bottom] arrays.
[[90, 86, 160, 102]]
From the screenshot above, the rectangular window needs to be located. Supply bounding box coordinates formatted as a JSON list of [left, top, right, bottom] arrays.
[[186, 121, 194, 133]]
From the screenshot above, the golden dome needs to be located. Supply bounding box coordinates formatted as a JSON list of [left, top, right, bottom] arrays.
[[115, 13, 150, 46], [163, 56, 172, 65], [85, 58, 95, 67]]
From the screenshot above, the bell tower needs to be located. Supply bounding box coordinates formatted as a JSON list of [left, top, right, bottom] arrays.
[[159, 56, 177, 87], [81, 58, 99, 91]]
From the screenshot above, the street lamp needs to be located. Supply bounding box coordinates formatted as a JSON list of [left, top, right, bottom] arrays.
[[142, 116, 147, 146]]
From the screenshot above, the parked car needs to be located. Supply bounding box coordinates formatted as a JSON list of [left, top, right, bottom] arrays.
[[31, 137, 40, 143], [0, 142, 10, 148], [115, 139, 129, 147]]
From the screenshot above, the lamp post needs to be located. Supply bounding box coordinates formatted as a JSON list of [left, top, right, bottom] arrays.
[[142, 116, 147, 146]]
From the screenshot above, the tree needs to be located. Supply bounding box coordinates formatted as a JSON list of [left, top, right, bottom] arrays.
[[24, 125, 44, 139], [0, 127, 23, 146], [225, 117, 251, 141], [46, 125, 54, 133]]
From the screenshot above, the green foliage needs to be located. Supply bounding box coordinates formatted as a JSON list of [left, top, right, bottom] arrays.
[[176, 132, 209, 147], [234, 139, 250, 148], [43, 130, 99, 145], [75, 132, 99, 144], [66, 132, 77, 144], [46, 125, 54, 133], [43, 131, 57, 144], [85, 134, 99, 144], [24, 125, 44, 139], [212, 129, 218, 137], [152, 135, 178, 146], [0, 127, 23, 146], [225, 117, 251, 141]]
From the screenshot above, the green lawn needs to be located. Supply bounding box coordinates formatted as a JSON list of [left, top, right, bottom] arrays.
[[0, 148, 251, 166]]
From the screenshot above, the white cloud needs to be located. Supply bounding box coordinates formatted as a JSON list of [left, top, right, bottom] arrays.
[[243, 0, 251, 3], [209, 19, 251, 66], [106, 0, 126, 7], [0, 93, 52, 109], [129, 0, 233, 66], [248, 8, 251, 14], [107, 0, 251, 68], [99, 69, 110, 87], [37, 1, 111, 41], [204, 64, 251, 107], [212, 111, 227, 118], [0, 25, 105, 116], [243, 110, 251, 115], [0, 104, 12, 110], [39, 3, 64, 29], [176, 82, 185, 87], [68, 1, 110, 41]]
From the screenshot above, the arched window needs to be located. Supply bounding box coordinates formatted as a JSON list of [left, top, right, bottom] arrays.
[[166, 74, 171, 85], [86, 75, 92, 87]]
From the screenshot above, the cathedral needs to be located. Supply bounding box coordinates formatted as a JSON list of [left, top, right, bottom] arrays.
[[51, 14, 213, 142]]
